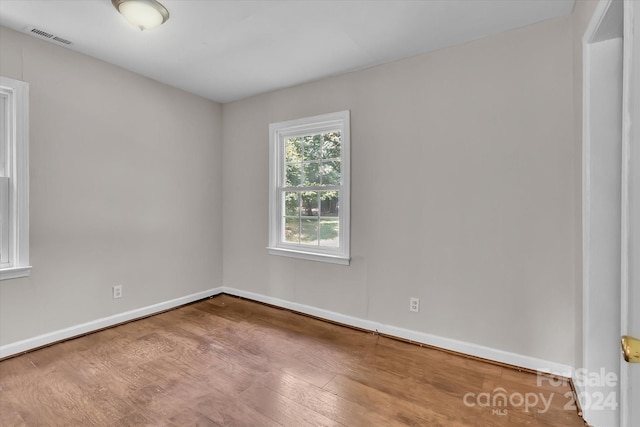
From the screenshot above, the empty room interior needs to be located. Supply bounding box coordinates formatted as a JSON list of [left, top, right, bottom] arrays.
[[1, 0, 638, 426]]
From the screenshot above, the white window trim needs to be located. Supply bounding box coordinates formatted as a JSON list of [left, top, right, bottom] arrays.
[[268, 110, 350, 265], [0, 76, 30, 280]]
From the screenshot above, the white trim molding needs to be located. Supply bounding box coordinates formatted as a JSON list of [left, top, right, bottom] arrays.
[[620, 1, 640, 426], [0, 76, 30, 280], [0, 265, 32, 280], [1, 285, 574, 379], [221, 286, 574, 377], [268, 110, 351, 265], [581, 0, 629, 425], [0, 287, 223, 358]]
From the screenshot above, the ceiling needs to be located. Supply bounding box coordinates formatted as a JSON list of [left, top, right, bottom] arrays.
[[0, 0, 575, 104]]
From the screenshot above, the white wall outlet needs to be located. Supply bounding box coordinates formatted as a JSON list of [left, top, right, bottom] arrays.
[[112, 285, 123, 299], [410, 297, 419, 312]]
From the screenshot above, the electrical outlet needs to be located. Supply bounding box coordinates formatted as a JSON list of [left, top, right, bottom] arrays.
[[410, 297, 419, 312], [112, 285, 123, 299]]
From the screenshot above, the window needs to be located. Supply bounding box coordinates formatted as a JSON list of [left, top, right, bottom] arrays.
[[0, 76, 30, 280], [268, 110, 350, 265]]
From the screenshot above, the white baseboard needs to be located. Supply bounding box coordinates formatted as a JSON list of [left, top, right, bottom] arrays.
[[572, 369, 586, 415], [222, 286, 575, 377], [0, 287, 223, 359], [1, 285, 575, 379]]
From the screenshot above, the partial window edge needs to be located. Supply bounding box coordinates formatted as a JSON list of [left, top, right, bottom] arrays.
[[267, 247, 350, 265], [0, 76, 30, 277]]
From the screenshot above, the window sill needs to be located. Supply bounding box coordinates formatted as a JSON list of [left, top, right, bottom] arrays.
[[267, 247, 350, 265], [0, 266, 32, 280]]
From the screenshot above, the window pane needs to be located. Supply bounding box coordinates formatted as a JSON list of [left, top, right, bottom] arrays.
[[284, 217, 300, 243], [303, 162, 320, 186], [322, 131, 341, 160], [285, 164, 301, 187], [0, 93, 7, 177], [285, 137, 302, 163], [301, 191, 318, 216], [321, 161, 340, 186], [301, 218, 318, 245], [284, 192, 299, 216], [303, 134, 322, 161], [300, 191, 318, 216], [320, 191, 339, 216], [0, 177, 8, 263], [320, 219, 339, 247]]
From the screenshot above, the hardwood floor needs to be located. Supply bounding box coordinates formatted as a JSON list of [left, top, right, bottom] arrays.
[[0, 294, 585, 426]]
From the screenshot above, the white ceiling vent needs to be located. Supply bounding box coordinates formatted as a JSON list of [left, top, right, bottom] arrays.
[[25, 26, 72, 45]]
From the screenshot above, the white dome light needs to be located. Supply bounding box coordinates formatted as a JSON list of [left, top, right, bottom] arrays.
[[112, 0, 169, 31]]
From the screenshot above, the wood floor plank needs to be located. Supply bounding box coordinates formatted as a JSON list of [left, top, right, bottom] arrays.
[[0, 410, 27, 427], [323, 373, 461, 426], [189, 393, 282, 427], [240, 382, 343, 427], [279, 359, 336, 389], [167, 410, 222, 427], [0, 295, 585, 426], [256, 370, 409, 427], [360, 342, 486, 396]]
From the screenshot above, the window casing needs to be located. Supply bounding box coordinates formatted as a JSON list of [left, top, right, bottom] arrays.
[[0, 76, 30, 280], [268, 111, 350, 265]]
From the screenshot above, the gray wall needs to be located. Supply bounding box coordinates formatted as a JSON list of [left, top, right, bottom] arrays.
[[0, 27, 223, 345], [222, 16, 578, 366], [0, 4, 597, 369]]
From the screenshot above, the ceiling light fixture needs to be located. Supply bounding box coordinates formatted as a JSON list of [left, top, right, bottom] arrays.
[[112, 0, 169, 31]]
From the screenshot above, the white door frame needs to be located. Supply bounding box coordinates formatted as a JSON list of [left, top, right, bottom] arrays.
[[620, 1, 639, 426], [583, 1, 638, 426]]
